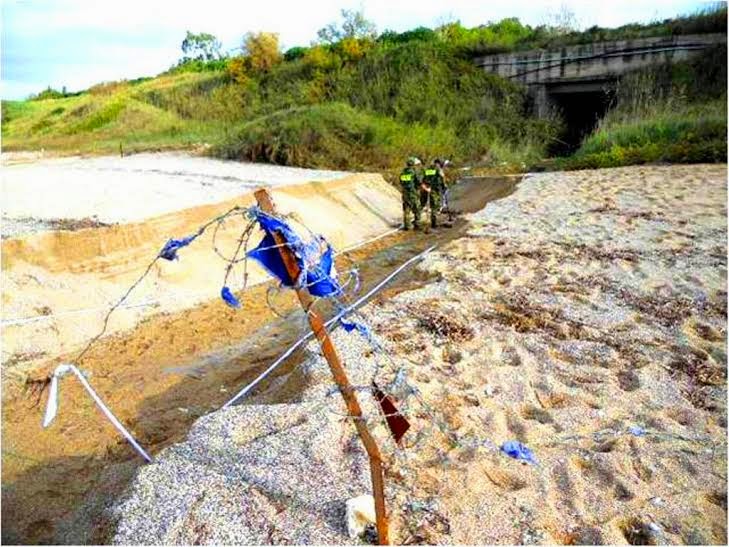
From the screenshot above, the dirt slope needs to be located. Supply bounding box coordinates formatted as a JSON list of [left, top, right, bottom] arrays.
[[2, 171, 401, 374]]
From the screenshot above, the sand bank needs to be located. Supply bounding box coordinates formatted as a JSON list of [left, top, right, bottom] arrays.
[[1, 157, 400, 373]]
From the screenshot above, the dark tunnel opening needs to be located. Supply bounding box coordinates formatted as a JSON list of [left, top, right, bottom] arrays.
[[548, 87, 615, 156]]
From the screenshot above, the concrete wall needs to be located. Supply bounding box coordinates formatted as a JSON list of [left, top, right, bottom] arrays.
[[474, 33, 726, 86], [475, 33, 726, 118]]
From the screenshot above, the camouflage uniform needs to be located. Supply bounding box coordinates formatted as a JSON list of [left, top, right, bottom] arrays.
[[399, 166, 422, 230], [422, 163, 445, 227]]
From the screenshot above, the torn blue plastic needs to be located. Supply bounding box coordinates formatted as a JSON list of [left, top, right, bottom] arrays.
[[500, 440, 537, 465], [628, 425, 646, 437], [343, 268, 362, 294], [340, 319, 371, 337], [159, 234, 198, 261], [247, 209, 341, 297], [221, 286, 241, 308]]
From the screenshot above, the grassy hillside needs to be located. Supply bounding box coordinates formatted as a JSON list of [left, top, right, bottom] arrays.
[[1, 73, 225, 155], [2, 38, 559, 170], [2, 5, 725, 171]]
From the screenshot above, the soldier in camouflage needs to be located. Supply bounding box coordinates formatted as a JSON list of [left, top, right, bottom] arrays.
[[422, 158, 446, 228], [399, 157, 422, 230]]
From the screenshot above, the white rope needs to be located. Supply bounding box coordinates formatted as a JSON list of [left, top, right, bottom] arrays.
[[335, 226, 402, 255], [42, 363, 153, 463], [222, 244, 437, 408]]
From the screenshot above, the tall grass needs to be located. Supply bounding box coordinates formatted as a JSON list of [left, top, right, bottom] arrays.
[[210, 40, 561, 170], [213, 103, 454, 169], [558, 44, 727, 170], [559, 101, 726, 169]]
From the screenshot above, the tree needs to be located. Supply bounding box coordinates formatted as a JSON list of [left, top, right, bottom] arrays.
[[227, 56, 249, 84], [241, 32, 282, 72], [316, 9, 377, 44], [377, 26, 437, 45], [181, 31, 222, 61], [284, 46, 309, 62], [541, 4, 580, 34]]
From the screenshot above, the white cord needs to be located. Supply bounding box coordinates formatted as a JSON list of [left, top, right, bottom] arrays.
[[42, 363, 153, 463]]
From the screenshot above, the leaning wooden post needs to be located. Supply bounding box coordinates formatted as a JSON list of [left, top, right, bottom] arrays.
[[253, 188, 390, 545]]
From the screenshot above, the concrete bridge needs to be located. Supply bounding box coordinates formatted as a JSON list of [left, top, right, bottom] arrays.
[[474, 33, 726, 149]]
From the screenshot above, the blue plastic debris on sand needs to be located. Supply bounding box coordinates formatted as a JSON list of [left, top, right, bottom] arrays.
[[628, 425, 646, 437], [501, 440, 537, 465], [247, 209, 341, 297], [159, 234, 197, 261], [221, 286, 241, 308], [340, 318, 372, 337]]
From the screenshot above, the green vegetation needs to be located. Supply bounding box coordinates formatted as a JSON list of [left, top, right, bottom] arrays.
[[1, 73, 223, 155], [214, 102, 460, 170], [450, 3, 726, 54], [212, 38, 559, 169], [2, 5, 725, 172], [2, 10, 559, 169], [560, 44, 727, 170]]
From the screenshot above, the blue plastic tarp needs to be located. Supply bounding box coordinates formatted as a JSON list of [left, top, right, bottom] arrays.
[[247, 210, 341, 297]]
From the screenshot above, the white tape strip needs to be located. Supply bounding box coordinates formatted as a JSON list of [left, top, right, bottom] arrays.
[[42, 363, 153, 463]]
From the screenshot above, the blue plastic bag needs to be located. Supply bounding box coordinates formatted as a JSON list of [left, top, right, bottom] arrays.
[[221, 286, 241, 308], [628, 425, 646, 437], [340, 319, 371, 337], [500, 440, 537, 465], [159, 234, 197, 261]]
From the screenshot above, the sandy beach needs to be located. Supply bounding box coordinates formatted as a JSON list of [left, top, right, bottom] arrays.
[[1, 155, 400, 374], [110, 164, 727, 544], [2, 163, 726, 544], [378, 163, 727, 544], [1, 152, 350, 237]]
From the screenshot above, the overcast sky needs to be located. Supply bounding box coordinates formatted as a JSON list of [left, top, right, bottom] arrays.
[[1, 0, 710, 99]]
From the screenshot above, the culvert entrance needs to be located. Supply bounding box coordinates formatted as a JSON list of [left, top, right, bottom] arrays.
[[546, 81, 616, 156]]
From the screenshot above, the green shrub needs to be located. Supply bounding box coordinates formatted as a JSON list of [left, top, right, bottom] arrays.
[[558, 100, 727, 170], [284, 46, 308, 61], [212, 101, 547, 171], [377, 27, 438, 45], [166, 58, 229, 74], [30, 87, 66, 101], [67, 100, 126, 133], [212, 102, 456, 169]]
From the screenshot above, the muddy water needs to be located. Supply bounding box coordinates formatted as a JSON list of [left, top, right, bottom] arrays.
[[1, 175, 518, 544]]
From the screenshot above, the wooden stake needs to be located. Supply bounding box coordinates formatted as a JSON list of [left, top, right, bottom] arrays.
[[253, 188, 390, 545]]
